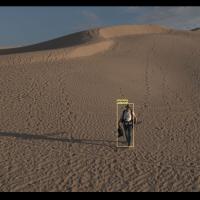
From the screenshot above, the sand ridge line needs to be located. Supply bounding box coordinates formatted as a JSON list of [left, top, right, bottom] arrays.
[[0, 40, 115, 66], [99, 25, 171, 39], [0, 25, 175, 58], [66, 40, 115, 59]]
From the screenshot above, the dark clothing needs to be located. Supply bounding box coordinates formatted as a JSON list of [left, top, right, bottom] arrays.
[[119, 108, 136, 146], [123, 123, 133, 146]]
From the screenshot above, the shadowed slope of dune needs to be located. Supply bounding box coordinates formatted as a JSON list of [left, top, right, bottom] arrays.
[[191, 27, 200, 31], [0, 29, 100, 55]]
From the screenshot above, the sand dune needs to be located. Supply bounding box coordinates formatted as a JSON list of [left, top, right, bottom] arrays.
[[0, 46, 17, 49], [0, 25, 169, 56], [191, 27, 200, 31], [0, 29, 100, 55], [0, 40, 115, 66], [0, 25, 200, 192], [99, 24, 171, 39]]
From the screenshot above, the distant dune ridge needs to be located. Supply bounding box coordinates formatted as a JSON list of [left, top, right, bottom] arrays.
[[0, 46, 21, 49], [0, 25, 171, 56], [99, 24, 171, 38], [0, 24, 197, 56], [0, 25, 175, 65], [0, 24, 200, 192], [0, 29, 98, 55], [191, 27, 200, 31]]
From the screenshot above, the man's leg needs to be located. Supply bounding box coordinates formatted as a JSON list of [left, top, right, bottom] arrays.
[[123, 125, 129, 145], [128, 126, 133, 146]]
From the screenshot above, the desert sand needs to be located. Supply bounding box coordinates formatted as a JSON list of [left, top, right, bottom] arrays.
[[0, 25, 200, 192]]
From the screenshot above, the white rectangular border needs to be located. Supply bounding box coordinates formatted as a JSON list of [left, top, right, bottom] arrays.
[[116, 103, 135, 148]]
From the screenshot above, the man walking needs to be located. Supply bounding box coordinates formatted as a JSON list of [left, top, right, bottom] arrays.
[[118, 104, 137, 147]]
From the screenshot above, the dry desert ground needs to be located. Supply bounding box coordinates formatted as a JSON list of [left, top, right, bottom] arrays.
[[0, 25, 200, 192]]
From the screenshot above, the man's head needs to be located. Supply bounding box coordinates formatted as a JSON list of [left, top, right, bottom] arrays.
[[125, 104, 131, 111]]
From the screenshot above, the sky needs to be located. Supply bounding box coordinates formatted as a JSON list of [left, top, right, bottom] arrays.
[[0, 6, 200, 47]]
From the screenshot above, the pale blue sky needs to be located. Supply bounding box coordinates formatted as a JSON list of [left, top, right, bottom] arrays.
[[0, 6, 200, 46]]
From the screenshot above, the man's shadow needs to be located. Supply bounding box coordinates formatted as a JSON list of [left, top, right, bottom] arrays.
[[0, 131, 116, 150]]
